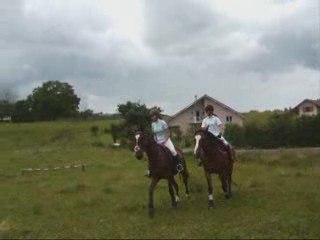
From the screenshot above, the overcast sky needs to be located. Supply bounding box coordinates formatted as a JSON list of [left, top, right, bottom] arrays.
[[1, 0, 319, 114]]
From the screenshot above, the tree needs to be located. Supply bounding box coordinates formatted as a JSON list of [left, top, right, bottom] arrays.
[[78, 109, 94, 120], [266, 112, 296, 147], [0, 88, 17, 103], [110, 101, 152, 146], [0, 100, 14, 120], [0, 88, 16, 120], [224, 124, 246, 148], [117, 101, 151, 132], [28, 80, 80, 121], [12, 99, 34, 122]]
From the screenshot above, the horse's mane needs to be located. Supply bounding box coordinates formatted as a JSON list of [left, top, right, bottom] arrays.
[[136, 130, 157, 146], [136, 131, 173, 161], [194, 128, 206, 135], [195, 129, 223, 146]]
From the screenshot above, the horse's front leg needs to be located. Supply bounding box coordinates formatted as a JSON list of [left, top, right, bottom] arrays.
[[228, 162, 234, 198], [219, 173, 230, 199], [181, 161, 190, 198], [182, 171, 190, 198], [226, 174, 232, 198], [168, 178, 177, 208], [170, 176, 180, 205], [205, 170, 214, 208], [148, 177, 159, 218]]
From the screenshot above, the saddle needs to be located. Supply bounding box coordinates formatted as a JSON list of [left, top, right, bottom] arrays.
[[158, 144, 174, 160], [206, 132, 228, 153], [158, 144, 182, 173]]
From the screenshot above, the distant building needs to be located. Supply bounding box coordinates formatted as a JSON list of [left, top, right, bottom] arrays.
[[293, 99, 320, 117], [168, 94, 244, 134]]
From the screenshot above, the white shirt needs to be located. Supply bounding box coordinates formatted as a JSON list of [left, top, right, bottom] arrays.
[[151, 119, 168, 143], [201, 115, 222, 137]]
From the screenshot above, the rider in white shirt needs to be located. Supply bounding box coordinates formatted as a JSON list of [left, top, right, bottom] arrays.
[[201, 105, 233, 163]]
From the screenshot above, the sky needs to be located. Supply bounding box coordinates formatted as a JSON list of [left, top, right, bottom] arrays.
[[0, 0, 319, 114]]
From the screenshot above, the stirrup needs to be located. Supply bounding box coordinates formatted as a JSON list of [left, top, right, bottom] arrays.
[[176, 163, 184, 172]]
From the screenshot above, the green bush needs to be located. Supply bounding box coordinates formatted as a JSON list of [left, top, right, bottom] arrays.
[[224, 124, 246, 147], [90, 126, 99, 136], [91, 140, 105, 148], [226, 112, 320, 148]]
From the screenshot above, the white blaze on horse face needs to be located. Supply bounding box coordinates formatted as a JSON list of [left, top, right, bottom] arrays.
[[194, 134, 201, 155], [134, 134, 141, 152]]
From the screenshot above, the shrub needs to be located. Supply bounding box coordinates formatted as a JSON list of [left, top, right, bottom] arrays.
[[91, 140, 105, 148], [90, 126, 99, 136]]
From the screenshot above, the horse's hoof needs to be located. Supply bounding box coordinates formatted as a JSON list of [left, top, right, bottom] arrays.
[[225, 192, 233, 199], [171, 203, 178, 210]]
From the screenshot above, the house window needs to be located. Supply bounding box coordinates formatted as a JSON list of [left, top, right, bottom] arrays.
[[196, 111, 200, 122], [226, 116, 233, 123], [303, 106, 314, 112]]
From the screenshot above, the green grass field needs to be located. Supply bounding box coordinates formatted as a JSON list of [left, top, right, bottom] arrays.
[[1, 120, 320, 239]]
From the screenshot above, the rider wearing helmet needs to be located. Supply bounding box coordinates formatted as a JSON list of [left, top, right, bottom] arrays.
[[147, 107, 184, 176], [201, 104, 234, 163]]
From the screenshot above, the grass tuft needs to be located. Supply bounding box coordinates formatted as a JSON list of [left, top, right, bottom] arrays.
[[58, 182, 90, 194]]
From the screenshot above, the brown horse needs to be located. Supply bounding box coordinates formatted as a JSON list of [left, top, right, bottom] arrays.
[[194, 129, 235, 208], [134, 131, 189, 218]]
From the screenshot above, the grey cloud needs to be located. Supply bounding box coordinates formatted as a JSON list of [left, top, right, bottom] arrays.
[[144, 0, 238, 56], [0, 0, 319, 114], [1, 0, 146, 96], [144, 0, 318, 76], [234, 4, 319, 75]]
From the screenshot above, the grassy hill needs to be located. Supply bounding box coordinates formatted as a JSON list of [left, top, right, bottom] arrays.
[[0, 120, 319, 239]]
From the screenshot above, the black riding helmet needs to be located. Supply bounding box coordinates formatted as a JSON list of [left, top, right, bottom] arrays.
[[205, 104, 214, 112], [149, 107, 161, 117]]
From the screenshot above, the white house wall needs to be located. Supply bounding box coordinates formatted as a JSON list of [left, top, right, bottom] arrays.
[[298, 102, 319, 116], [169, 97, 243, 134]]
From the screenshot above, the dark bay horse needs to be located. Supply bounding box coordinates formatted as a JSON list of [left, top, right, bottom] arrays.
[[134, 131, 189, 218], [194, 129, 235, 208]]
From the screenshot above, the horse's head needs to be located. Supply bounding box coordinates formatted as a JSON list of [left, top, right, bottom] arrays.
[[133, 131, 148, 160], [194, 129, 206, 158], [194, 129, 222, 158]]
